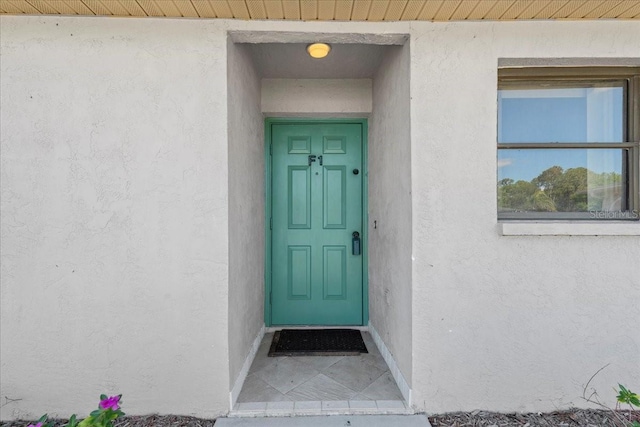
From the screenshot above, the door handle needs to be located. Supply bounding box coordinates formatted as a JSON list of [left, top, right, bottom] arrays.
[[352, 232, 361, 256]]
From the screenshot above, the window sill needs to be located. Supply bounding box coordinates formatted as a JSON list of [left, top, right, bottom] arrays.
[[499, 221, 640, 236]]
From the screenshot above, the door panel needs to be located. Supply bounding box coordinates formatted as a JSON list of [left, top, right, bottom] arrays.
[[323, 166, 346, 229], [288, 166, 311, 229], [271, 123, 363, 325], [288, 246, 311, 299], [323, 246, 346, 299]]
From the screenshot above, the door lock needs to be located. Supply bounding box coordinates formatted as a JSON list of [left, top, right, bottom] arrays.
[[352, 232, 361, 256]]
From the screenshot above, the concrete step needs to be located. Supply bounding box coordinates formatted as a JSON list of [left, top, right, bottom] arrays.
[[216, 414, 432, 427]]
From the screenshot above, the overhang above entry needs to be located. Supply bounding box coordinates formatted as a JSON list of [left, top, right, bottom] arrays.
[[1, 0, 638, 21]]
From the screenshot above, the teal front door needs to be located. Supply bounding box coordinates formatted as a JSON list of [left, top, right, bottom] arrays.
[[270, 122, 364, 325]]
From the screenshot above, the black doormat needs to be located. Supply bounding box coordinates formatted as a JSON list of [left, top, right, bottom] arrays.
[[268, 329, 369, 357]]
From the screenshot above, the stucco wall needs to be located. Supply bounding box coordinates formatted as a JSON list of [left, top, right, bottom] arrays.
[[2, 14, 640, 420], [227, 40, 265, 389], [261, 79, 372, 115], [409, 20, 640, 413], [0, 16, 230, 419], [369, 44, 413, 387]]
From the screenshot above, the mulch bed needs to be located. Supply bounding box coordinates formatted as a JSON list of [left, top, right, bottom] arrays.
[[1, 409, 638, 426], [428, 409, 639, 426], [0, 415, 216, 427]]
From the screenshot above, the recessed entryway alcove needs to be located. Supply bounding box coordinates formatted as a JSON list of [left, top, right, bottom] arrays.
[[227, 30, 413, 416]]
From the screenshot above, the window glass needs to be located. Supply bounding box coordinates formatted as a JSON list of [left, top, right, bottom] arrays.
[[498, 86, 624, 143], [498, 148, 625, 213]]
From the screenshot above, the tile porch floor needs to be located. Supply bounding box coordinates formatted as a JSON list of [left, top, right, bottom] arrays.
[[233, 331, 409, 416]]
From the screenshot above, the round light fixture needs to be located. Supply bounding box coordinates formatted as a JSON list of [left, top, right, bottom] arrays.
[[307, 43, 331, 59]]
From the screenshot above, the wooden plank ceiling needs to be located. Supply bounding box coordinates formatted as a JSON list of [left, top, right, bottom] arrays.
[[1, 0, 639, 20]]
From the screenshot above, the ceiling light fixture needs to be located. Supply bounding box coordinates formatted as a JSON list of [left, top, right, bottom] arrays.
[[307, 43, 331, 59]]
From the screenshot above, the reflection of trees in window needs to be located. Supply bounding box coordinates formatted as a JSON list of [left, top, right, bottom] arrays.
[[498, 166, 622, 212], [496, 68, 639, 219]]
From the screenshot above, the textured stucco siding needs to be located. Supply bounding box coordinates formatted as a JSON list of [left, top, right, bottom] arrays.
[[227, 40, 265, 390], [409, 20, 640, 413], [1, 14, 640, 421], [0, 16, 230, 419], [261, 79, 372, 115], [369, 44, 413, 387]]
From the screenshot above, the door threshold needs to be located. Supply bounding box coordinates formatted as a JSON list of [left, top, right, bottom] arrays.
[[230, 400, 412, 418], [265, 325, 369, 332]]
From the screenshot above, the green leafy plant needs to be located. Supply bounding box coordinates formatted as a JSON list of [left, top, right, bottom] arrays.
[[616, 385, 640, 427], [27, 394, 124, 427], [617, 384, 640, 408], [27, 414, 55, 427], [582, 365, 639, 427]]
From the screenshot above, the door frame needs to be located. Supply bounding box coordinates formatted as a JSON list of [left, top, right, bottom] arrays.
[[264, 118, 369, 327]]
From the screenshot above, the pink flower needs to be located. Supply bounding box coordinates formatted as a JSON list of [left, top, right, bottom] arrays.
[[99, 395, 120, 411], [27, 423, 43, 427]]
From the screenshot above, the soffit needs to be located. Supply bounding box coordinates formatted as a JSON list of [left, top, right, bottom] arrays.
[[1, 0, 639, 20]]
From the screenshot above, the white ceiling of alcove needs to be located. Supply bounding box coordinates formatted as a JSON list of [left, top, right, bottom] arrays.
[[246, 43, 391, 79]]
